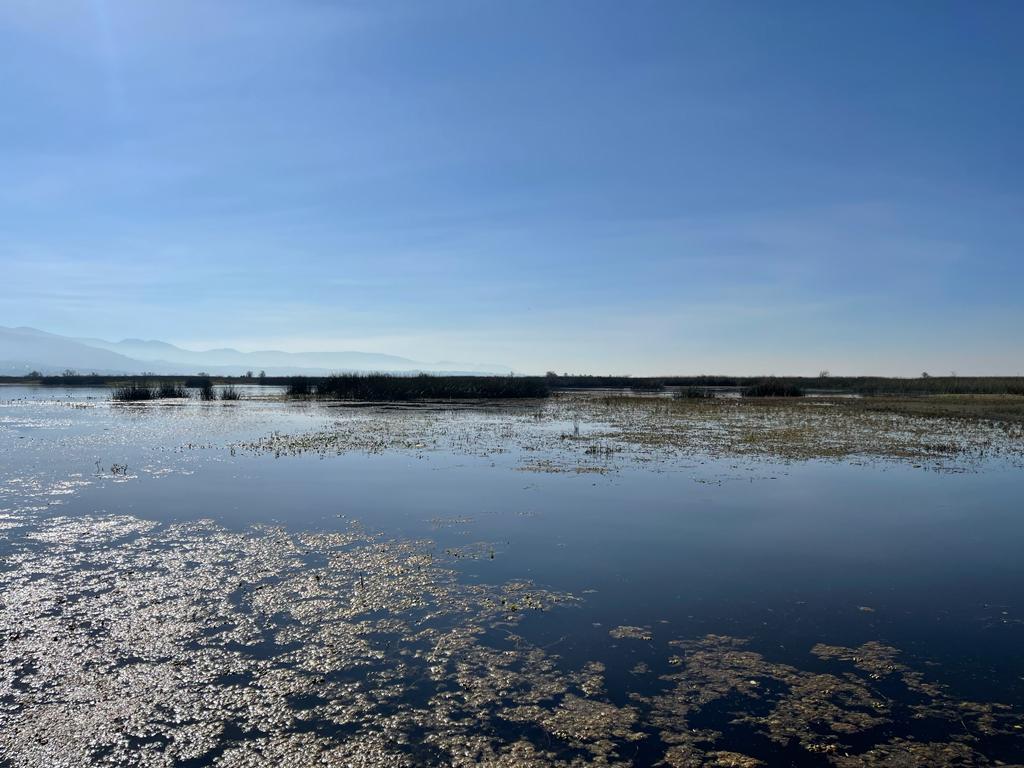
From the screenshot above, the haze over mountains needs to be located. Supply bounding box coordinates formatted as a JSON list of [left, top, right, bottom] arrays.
[[0, 327, 511, 376]]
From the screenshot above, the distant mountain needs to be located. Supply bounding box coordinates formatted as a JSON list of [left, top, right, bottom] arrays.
[[73, 336, 504, 373], [0, 327, 150, 375], [0, 326, 511, 376]]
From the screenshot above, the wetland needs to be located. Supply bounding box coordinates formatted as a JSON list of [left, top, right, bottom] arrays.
[[1, 385, 1023, 766]]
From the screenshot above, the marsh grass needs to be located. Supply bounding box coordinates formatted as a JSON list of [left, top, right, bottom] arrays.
[[17, 373, 1024, 397], [675, 386, 714, 400], [111, 383, 157, 402], [742, 379, 804, 398], [112, 380, 191, 401], [851, 394, 1024, 424], [544, 374, 664, 390], [190, 377, 217, 401], [219, 385, 241, 401], [294, 373, 549, 401], [157, 381, 189, 398], [287, 377, 312, 397]]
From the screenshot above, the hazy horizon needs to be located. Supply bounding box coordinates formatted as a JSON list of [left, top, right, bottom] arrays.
[[3, 1, 1023, 376], [4, 324, 1024, 378]]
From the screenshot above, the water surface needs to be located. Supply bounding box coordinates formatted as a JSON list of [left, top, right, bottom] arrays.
[[1, 385, 1022, 766]]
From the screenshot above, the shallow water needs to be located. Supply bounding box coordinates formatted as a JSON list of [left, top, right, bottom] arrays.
[[1, 385, 1022, 766]]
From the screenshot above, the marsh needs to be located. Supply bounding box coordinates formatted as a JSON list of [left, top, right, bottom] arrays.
[[1, 386, 1023, 766]]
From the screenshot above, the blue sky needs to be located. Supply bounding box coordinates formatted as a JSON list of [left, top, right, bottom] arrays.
[[2, 1, 1022, 374]]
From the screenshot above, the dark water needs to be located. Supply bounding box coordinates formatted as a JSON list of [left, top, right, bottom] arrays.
[[2, 385, 1022, 765]]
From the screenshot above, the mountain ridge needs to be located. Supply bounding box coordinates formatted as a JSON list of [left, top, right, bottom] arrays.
[[0, 326, 512, 376]]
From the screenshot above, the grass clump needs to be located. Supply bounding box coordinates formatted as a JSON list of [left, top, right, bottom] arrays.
[[113, 379, 190, 401], [287, 377, 313, 397], [189, 377, 217, 401], [743, 379, 804, 398], [219, 385, 241, 401], [157, 381, 189, 398], [112, 382, 156, 402]]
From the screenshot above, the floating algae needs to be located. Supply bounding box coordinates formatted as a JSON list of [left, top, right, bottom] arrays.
[[609, 625, 654, 641], [1, 514, 1021, 767], [643, 635, 1022, 766]]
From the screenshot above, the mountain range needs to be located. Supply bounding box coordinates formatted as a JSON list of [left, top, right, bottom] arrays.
[[0, 326, 511, 376]]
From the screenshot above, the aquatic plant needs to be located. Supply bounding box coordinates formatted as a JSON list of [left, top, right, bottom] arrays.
[[111, 382, 156, 401], [157, 381, 189, 398], [219, 385, 241, 401], [231, 392, 1024, 473], [287, 376, 312, 396], [742, 378, 804, 397], [1, 512, 1019, 766], [20, 372, 1024, 397], [191, 376, 217, 401], [300, 373, 550, 401], [544, 373, 666, 390], [675, 386, 714, 399]]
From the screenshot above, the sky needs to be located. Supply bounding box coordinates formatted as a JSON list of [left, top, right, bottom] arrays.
[[2, 1, 1023, 375]]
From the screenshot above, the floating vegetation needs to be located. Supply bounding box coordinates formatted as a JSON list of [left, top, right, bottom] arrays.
[[0, 514, 573, 767], [643, 635, 1023, 766], [0, 514, 1020, 767], [37, 384, 1020, 478], [443, 541, 497, 561], [429, 516, 475, 531], [609, 625, 654, 641], [231, 394, 1024, 473], [587, 395, 1024, 467]]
